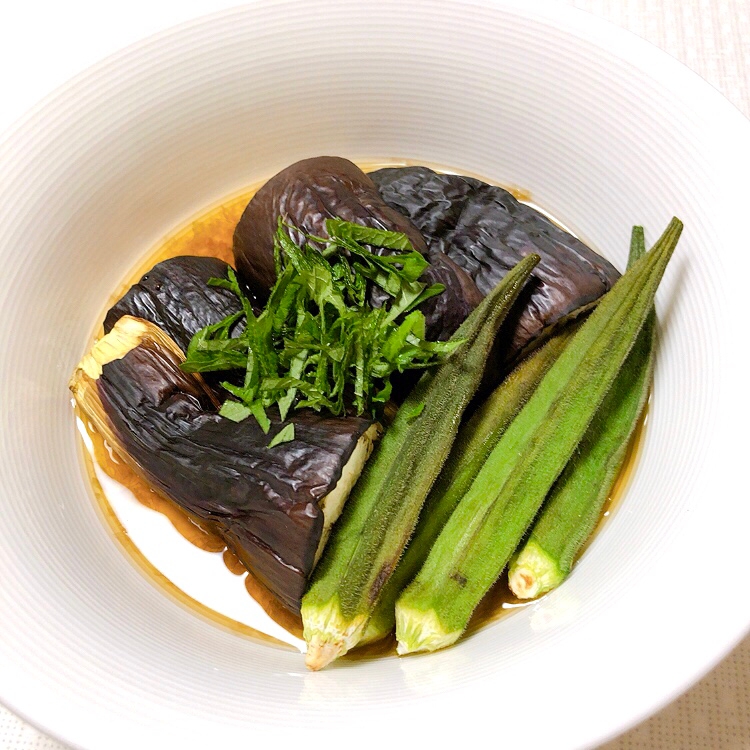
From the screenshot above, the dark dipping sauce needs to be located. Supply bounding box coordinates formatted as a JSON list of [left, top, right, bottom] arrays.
[[77, 162, 646, 658]]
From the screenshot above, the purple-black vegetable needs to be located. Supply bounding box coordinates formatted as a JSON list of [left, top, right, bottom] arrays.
[[232, 157, 482, 341], [370, 166, 621, 362], [71, 317, 379, 614], [103, 256, 256, 352]]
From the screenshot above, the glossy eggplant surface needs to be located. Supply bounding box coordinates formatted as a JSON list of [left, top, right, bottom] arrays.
[[233, 156, 482, 340], [72, 318, 377, 614], [103, 256, 253, 352], [370, 166, 621, 360]]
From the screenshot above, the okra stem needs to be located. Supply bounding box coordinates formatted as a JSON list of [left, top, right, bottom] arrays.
[[508, 226, 655, 599], [301, 255, 539, 670], [395, 218, 681, 654], [360, 323, 578, 644]]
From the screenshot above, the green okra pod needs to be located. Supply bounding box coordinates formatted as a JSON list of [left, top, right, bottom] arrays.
[[301, 254, 540, 670], [360, 323, 579, 644], [508, 226, 655, 599], [395, 218, 681, 655]]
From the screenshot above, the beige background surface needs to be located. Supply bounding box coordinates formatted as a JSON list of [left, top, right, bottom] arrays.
[[0, 0, 748, 747]]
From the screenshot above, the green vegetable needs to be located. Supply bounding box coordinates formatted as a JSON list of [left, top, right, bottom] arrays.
[[301, 254, 540, 670], [218, 399, 254, 424], [181, 219, 457, 426], [360, 322, 579, 644], [508, 226, 655, 598], [268, 422, 296, 448], [395, 218, 682, 655]]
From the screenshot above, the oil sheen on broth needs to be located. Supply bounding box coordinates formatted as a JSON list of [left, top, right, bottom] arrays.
[[76, 162, 646, 658]]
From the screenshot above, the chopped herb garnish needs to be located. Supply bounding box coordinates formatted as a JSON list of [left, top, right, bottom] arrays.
[[182, 218, 461, 425], [218, 400, 253, 423], [268, 423, 295, 448]]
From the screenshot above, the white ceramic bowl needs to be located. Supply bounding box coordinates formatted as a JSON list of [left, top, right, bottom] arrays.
[[1, 2, 749, 748]]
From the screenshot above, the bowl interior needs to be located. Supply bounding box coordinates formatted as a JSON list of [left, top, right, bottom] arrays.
[[0, 2, 749, 749]]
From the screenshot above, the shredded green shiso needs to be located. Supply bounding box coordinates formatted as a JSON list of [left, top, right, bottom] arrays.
[[181, 218, 460, 428]]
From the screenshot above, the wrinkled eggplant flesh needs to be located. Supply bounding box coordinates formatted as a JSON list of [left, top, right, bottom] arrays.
[[370, 166, 621, 361], [70, 316, 379, 614], [103, 256, 255, 352], [232, 156, 482, 341]]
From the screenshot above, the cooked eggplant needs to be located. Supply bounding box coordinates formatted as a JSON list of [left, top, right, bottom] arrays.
[[103, 256, 254, 351], [369, 166, 621, 361], [232, 156, 482, 340], [70, 316, 379, 614], [80, 159, 621, 618]]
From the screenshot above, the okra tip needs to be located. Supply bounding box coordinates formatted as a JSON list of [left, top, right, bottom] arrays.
[[395, 605, 462, 655], [301, 598, 368, 670], [508, 540, 564, 599], [305, 639, 348, 672]]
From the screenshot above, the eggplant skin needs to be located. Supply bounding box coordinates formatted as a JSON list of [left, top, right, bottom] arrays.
[[86, 320, 375, 615], [232, 156, 482, 340], [370, 166, 621, 360], [103, 256, 252, 352]]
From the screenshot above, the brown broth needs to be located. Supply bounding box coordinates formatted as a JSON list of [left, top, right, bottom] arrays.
[[77, 162, 646, 656]]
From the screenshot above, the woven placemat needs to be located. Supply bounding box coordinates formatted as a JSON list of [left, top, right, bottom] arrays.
[[602, 635, 750, 749]]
